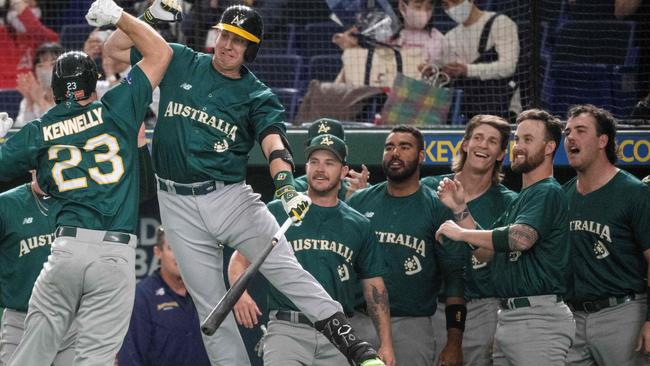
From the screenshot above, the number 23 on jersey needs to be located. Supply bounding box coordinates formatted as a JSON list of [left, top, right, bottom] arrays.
[[48, 133, 125, 192]]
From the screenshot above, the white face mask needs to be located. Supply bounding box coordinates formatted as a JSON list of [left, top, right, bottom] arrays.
[[445, 0, 472, 25], [36, 67, 52, 89], [402, 6, 432, 30]]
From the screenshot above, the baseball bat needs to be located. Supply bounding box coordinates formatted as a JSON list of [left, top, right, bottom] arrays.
[[201, 217, 293, 336]]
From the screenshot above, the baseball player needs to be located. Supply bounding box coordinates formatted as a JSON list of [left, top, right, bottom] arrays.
[[562, 105, 650, 366], [103, 5, 385, 366], [0, 1, 173, 364], [436, 109, 575, 366], [0, 126, 154, 366], [292, 118, 370, 201], [347, 125, 468, 366], [229, 134, 395, 365], [423, 114, 517, 366]]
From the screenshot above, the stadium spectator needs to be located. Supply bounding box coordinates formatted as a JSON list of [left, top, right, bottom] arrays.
[[117, 226, 211, 366], [334, 0, 445, 87], [433, 0, 519, 120], [14, 42, 63, 128], [0, 0, 59, 89]]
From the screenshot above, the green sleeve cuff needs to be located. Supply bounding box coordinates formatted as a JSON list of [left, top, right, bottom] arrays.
[[492, 226, 510, 252], [273, 171, 295, 191]]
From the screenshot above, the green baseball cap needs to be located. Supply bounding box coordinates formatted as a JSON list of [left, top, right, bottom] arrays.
[[305, 134, 348, 163], [305, 118, 345, 145]]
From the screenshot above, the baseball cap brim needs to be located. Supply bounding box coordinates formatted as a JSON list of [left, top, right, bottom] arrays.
[[213, 23, 261, 43]]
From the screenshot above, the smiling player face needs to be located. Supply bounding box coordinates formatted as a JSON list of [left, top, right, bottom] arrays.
[[306, 149, 348, 197], [462, 123, 506, 175]]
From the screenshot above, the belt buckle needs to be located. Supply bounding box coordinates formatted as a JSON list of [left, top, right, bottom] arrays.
[[581, 301, 598, 313], [507, 298, 516, 309]]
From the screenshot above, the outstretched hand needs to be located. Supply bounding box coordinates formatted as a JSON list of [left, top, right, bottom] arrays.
[[437, 177, 466, 213]]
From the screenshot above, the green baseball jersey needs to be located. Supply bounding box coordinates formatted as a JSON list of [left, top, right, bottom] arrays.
[[0, 184, 60, 311], [293, 174, 349, 201], [266, 200, 386, 314], [0, 66, 152, 233], [491, 177, 569, 298], [131, 44, 286, 184], [563, 170, 650, 302], [348, 182, 468, 317], [422, 174, 517, 299]]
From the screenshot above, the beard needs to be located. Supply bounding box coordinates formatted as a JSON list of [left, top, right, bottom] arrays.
[[512, 147, 545, 174], [382, 157, 419, 182], [307, 175, 340, 196]]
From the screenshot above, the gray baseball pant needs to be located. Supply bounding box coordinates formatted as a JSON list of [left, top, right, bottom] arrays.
[[350, 311, 435, 366], [263, 313, 349, 365], [7, 229, 136, 366], [567, 297, 650, 366], [157, 180, 343, 366], [0, 309, 77, 366], [432, 298, 499, 366], [493, 295, 575, 366]]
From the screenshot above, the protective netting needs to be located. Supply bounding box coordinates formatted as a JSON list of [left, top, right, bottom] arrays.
[[0, 0, 649, 126]]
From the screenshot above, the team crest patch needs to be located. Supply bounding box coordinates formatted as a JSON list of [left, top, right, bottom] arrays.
[[317, 122, 330, 134], [337, 264, 350, 282], [214, 139, 229, 153], [404, 255, 422, 275], [320, 136, 334, 146]]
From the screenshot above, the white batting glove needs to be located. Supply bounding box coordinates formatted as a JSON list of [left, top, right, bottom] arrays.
[[0, 112, 14, 138], [143, 0, 183, 24], [85, 0, 123, 27], [275, 185, 311, 226]]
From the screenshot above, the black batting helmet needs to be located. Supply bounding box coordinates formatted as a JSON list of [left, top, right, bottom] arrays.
[[213, 5, 264, 62], [52, 51, 99, 104]]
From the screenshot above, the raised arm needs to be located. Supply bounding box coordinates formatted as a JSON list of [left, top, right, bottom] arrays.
[[86, 0, 173, 88]]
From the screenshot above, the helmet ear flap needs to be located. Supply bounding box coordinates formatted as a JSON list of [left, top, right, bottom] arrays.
[[245, 42, 260, 63]]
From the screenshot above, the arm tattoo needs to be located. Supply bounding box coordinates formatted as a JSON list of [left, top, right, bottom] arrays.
[[508, 224, 538, 251], [453, 206, 470, 222], [367, 284, 390, 332]]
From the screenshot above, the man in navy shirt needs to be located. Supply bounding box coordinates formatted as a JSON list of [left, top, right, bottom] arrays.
[[117, 226, 210, 366]]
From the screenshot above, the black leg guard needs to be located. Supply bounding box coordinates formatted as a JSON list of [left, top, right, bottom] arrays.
[[314, 312, 380, 365]]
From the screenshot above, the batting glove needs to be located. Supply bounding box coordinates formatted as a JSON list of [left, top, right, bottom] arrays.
[[142, 0, 183, 24], [85, 0, 123, 27], [0, 112, 14, 138], [275, 185, 311, 226]]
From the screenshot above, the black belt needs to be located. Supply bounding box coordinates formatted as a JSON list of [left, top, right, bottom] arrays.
[[500, 295, 562, 310], [157, 180, 220, 196], [274, 310, 313, 327], [55, 226, 131, 245], [569, 294, 636, 313]]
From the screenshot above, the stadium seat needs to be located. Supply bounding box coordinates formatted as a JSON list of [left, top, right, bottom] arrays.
[[0, 89, 22, 120], [551, 20, 637, 66], [307, 54, 342, 82], [60, 23, 94, 51], [542, 62, 614, 116], [249, 54, 304, 90], [274, 87, 301, 123], [297, 22, 343, 58]]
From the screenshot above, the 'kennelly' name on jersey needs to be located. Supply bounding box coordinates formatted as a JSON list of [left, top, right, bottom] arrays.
[[43, 107, 104, 141], [375, 231, 426, 257], [19, 233, 55, 257], [163, 101, 238, 142], [290, 238, 353, 263], [569, 220, 612, 243]]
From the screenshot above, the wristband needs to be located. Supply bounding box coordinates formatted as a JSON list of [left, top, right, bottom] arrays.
[[445, 304, 467, 331], [273, 171, 295, 191], [492, 226, 510, 252], [646, 286, 650, 321], [139, 11, 158, 25]]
